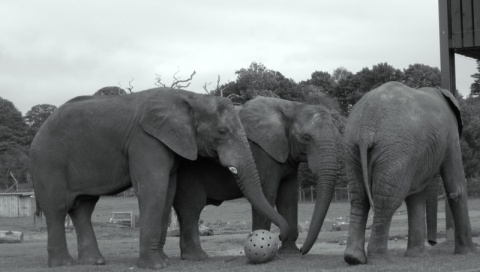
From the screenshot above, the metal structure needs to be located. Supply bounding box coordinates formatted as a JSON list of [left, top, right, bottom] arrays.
[[438, 0, 480, 242], [439, 0, 480, 94]]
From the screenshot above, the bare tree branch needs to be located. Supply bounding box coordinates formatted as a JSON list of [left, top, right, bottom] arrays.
[[155, 73, 167, 87], [202, 82, 212, 94], [127, 78, 134, 94], [171, 70, 196, 89]]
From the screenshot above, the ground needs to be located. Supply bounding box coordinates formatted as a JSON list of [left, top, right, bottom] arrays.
[[1, 198, 480, 271]]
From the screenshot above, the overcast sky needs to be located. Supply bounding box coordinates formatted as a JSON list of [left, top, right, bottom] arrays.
[[0, 0, 477, 115]]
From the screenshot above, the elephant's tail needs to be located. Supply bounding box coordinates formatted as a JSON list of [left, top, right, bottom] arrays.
[[359, 143, 374, 211]]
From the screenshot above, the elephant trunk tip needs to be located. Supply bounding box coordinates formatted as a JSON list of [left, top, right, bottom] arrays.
[[299, 246, 310, 255]]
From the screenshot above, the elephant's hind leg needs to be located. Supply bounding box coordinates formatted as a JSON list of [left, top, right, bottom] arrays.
[[174, 174, 209, 261], [68, 196, 105, 265], [44, 208, 76, 267], [441, 149, 477, 255], [344, 172, 370, 265], [404, 191, 427, 257]]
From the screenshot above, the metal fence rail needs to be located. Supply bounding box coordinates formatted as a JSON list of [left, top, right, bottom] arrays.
[[298, 186, 349, 203]]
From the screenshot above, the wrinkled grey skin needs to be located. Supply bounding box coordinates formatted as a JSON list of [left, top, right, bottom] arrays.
[[343, 81, 476, 265], [30, 88, 288, 269], [167, 97, 337, 260]]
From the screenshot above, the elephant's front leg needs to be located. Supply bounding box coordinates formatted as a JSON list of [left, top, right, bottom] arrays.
[[251, 174, 279, 233], [158, 172, 178, 263], [129, 141, 177, 270], [275, 173, 300, 254], [404, 190, 427, 257]]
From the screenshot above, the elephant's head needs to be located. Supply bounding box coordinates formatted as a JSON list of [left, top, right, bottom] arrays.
[[239, 96, 338, 254], [140, 88, 289, 240]]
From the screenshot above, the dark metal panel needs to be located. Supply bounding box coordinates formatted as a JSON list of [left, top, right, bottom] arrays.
[[451, 0, 463, 48], [439, 0, 457, 94], [474, 0, 480, 46], [462, 0, 474, 47]]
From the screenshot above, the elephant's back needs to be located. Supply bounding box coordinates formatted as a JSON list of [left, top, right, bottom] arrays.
[[345, 81, 455, 153]]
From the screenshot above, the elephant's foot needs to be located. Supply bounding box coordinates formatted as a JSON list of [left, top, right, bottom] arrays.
[[48, 253, 76, 267], [78, 254, 105, 265], [279, 241, 300, 255], [137, 254, 167, 270], [454, 243, 477, 255], [181, 248, 209, 261], [78, 249, 106, 265], [344, 247, 366, 265], [366, 252, 395, 265], [404, 246, 427, 258]]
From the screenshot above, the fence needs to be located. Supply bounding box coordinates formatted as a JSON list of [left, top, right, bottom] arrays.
[[298, 186, 349, 203], [298, 179, 480, 203]]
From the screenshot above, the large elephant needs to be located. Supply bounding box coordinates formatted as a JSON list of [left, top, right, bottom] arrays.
[[343, 81, 476, 265], [30, 88, 289, 269], [169, 96, 338, 260]]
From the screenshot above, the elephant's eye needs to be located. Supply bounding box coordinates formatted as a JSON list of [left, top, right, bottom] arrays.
[[302, 133, 311, 142], [218, 127, 229, 137]]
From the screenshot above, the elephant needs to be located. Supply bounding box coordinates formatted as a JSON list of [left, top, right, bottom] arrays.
[[343, 81, 477, 265], [30, 88, 289, 269], [168, 96, 338, 260]]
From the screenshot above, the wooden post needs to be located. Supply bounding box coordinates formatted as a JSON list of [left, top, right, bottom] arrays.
[[439, 0, 456, 243]]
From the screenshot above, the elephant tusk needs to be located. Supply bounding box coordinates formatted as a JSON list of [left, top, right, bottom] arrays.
[[228, 167, 238, 174]]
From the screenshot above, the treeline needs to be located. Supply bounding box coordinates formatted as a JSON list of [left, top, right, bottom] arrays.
[[1, 61, 480, 191]]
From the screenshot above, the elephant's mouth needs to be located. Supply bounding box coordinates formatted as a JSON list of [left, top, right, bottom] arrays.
[[298, 153, 308, 162]]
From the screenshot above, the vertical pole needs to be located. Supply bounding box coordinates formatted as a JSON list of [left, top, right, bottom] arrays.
[[439, 0, 456, 243]]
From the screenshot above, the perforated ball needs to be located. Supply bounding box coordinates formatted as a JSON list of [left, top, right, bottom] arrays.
[[244, 229, 279, 263]]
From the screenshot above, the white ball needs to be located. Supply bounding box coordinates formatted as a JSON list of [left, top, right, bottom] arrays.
[[244, 229, 279, 263]]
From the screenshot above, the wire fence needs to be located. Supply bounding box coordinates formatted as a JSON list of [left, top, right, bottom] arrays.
[[298, 186, 349, 203], [298, 178, 480, 203]]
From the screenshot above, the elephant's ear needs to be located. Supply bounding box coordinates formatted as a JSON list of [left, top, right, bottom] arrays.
[[140, 98, 197, 160], [436, 87, 463, 136], [239, 97, 289, 163]]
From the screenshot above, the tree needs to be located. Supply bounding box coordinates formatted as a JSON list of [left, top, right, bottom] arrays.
[[0, 97, 30, 150], [301, 71, 334, 95], [402, 64, 441, 88], [94, 86, 128, 96], [24, 104, 57, 135], [459, 96, 480, 178], [470, 60, 480, 97], [0, 145, 30, 190], [0, 97, 31, 189]]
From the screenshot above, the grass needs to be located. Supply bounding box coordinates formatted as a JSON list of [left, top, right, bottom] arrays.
[[1, 197, 480, 271]]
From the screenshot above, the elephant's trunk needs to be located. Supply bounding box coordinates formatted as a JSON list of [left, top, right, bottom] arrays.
[[300, 141, 337, 254], [219, 134, 289, 242]]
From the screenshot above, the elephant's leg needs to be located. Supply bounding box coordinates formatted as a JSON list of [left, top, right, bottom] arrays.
[[44, 208, 75, 267], [251, 176, 279, 231], [366, 187, 404, 264], [130, 141, 176, 270], [404, 190, 427, 257], [174, 174, 209, 260], [344, 179, 370, 265], [276, 173, 300, 254], [68, 196, 105, 265], [441, 151, 477, 254], [158, 172, 177, 262]]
